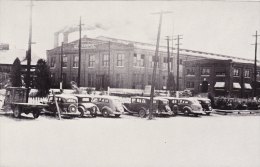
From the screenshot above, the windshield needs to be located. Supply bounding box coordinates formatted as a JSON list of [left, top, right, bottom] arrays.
[[81, 97, 91, 102]]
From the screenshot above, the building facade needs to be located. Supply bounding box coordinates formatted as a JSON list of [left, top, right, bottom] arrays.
[[47, 37, 202, 90], [184, 59, 260, 98]]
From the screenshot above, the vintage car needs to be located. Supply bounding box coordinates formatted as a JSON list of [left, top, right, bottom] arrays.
[[122, 96, 173, 118], [91, 96, 124, 118], [73, 94, 98, 117], [190, 97, 213, 115], [46, 94, 79, 116], [162, 97, 205, 116]]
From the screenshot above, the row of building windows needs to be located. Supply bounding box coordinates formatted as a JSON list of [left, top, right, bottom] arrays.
[[186, 67, 260, 78], [50, 53, 182, 69]]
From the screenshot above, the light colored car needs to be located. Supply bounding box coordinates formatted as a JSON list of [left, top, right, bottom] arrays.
[[73, 94, 98, 117], [162, 97, 205, 116], [189, 97, 213, 115], [92, 96, 124, 118]]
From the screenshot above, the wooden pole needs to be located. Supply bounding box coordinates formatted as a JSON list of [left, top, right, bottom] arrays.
[[52, 90, 61, 120]]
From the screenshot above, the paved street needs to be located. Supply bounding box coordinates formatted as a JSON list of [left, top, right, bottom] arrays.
[[0, 113, 260, 167]]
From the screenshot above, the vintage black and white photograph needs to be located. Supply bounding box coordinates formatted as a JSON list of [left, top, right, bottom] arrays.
[[0, 0, 260, 167]]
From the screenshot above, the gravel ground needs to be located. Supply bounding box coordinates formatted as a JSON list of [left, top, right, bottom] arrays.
[[0, 112, 260, 167]]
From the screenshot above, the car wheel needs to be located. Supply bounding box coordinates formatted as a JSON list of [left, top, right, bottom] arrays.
[[139, 109, 146, 118], [206, 112, 210, 116], [90, 107, 97, 118], [115, 114, 120, 118], [13, 106, 21, 118], [32, 110, 40, 119], [183, 109, 190, 116], [78, 107, 84, 117], [102, 109, 109, 117]]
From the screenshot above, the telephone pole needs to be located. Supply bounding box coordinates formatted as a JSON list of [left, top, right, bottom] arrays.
[[166, 36, 171, 92], [60, 42, 64, 91], [253, 31, 260, 98], [174, 35, 183, 92], [25, 0, 33, 102], [77, 16, 84, 87], [148, 11, 172, 120]]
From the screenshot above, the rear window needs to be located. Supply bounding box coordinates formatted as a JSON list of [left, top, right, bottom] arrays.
[[67, 98, 77, 103]]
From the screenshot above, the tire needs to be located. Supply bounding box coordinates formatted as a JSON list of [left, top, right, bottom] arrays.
[[13, 106, 21, 118], [138, 109, 146, 118], [206, 112, 210, 116], [78, 107, 84, 117], [102, 109, 109, 117], [68, 104, 77, 113], [183, 108, 190, 116], [115, 114, 120, 118], [32, 110, 40, 119], [90, 107, 97, 118]]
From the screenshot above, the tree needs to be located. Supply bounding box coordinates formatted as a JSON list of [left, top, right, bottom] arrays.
[[35, 59, 51, 97], [10, 58, 22, 87]]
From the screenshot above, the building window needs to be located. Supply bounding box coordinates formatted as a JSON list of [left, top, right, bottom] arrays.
[[201, 67, 210, 75], [73, 55, 79, 68], [186, 81, 195, 88], [89, 55, 95, 67], [179, 59, 183, 65], [186, 68, 195, 75], [233, 68, 240, 77], [51, 73, 55, 84], [102, 54, 109, 67], [148, 75, 152, 85], [244, 69, 250, 78], [117, 54, 124, 66], [133, 53, 145, 67], [116, 74, 124, 88], [257, 71, 260, 77], [163, 57, 168, 70], [62, 55, 67, 68], [149, 56, 159, 68], [50, 57, 56, 68], [88, 74, 95, 87]]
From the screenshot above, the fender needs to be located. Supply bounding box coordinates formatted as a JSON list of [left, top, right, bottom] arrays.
[[182, 106, 192, 112], [102, 106, 113, 114], [78, 106, 85, 112]]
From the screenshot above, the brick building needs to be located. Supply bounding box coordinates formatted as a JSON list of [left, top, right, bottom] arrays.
[[47, 36, 259, 93], [47, 36, 204, 90], [184, 59, 260, 98]]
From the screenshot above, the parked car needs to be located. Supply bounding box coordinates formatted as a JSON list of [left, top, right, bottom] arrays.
[[123, 96, 173, 118], [162, 97, 205, 116], [91, 96, 124, 118], [45, 94, 79, 116], [73, 94, 98, 117], [190, 97, 213, 115]]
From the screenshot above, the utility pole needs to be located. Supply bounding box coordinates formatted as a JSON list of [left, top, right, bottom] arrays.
[[60, 42, 64, 91], [77, 16, 84, 87], [25, 0, 33, 103], [148, 11, 172, 120], [166, 36, 171, 92], [108, 41, 111, 88], [174, 35, 183, 92], [253, 31, 260, 98]]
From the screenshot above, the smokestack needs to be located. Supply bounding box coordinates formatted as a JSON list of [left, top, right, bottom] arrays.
[[54, 32, 59, 48], [63, 32, 69, 44]]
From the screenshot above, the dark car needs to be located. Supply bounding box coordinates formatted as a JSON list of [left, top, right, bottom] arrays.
[[46, 94, 79, 116], [91, 96, 124, 118], [74, 94, 98, 117], [162, 97, 205, 116], [123, 96, 173, 118]]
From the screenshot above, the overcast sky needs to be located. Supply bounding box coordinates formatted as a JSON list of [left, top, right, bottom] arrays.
[[0, 0, 260, 60]]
